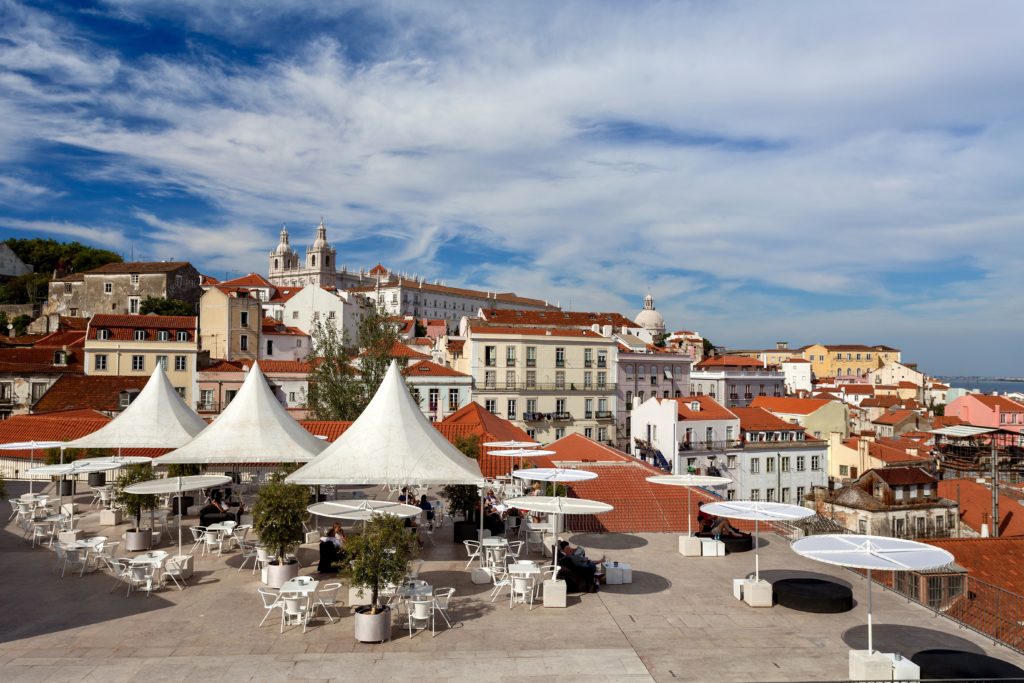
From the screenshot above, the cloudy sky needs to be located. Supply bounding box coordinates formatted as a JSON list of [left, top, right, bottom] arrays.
[[2, 1, 1022, 376]]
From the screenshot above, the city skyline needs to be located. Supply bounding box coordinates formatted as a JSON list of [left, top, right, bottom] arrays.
[[2, 1, 1023, 376]]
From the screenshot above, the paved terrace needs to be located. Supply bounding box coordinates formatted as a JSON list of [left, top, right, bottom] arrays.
[[3, 486, 1024, 683]]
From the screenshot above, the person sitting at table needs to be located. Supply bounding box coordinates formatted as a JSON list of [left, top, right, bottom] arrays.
[[199, 491, 235, 526], [484, 489, 499, 506], [331, 522, 346, 545], [317, 528, 343, 573], [557, 540, 601, 593], [696, 502, 748, 538], [483, 504, 505, 536], [398, 487, 410, 503]]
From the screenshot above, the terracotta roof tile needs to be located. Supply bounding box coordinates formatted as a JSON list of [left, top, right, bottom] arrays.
[[750, 396, 833, 415], [970, 394, 1024, 412], [667, 395, 736, 421], [870, 467, 935, 486], [0, 347, 84, 374], [86, 261, 191, 274], [218, 273, 274, 288], [731, 407, 807, 432], [695, 355, 770, 369], [88, 314, 196, 342], [872, 409, 918, 426], [479, 309, 637, 329], [407, 360, 469, 378], [840, 384, 875, 395], [467, 323, 606, 338], [926, 538, 1024, 594], [937, 479, 1024, 537], [31, 375, 150, 413]]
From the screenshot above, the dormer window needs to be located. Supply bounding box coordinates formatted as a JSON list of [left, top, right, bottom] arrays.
[[53, 351, 67, 366], [133, 330, 146, 341], [157, 330, 170, 341], [690, 401, 700, 411], [97, 329, 111, 340], [176, 331, 189, 342]]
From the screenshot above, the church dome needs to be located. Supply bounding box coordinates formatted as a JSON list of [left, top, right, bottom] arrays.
[[273, 225, 292, 255], [635, 293, 666, 334]]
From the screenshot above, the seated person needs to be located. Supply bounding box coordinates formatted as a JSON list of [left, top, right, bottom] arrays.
[[418, 495, 435, 528], [317, 528, 343, 573], [557, 540, 602, 593], [483, 504, 505, 536], [484, 489, 499, 506], [398, 487, 410, 503], [696, 502, 748, 538]]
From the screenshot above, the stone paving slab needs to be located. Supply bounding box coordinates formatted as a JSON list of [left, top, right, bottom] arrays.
[[4, 486, 1024, 682]]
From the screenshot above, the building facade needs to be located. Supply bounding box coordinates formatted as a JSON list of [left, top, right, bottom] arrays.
[[198, 286, 262, 362], [454, 321, 618, 444], [690, 355, 785, 408], [820, 468, 957, 538], [801, 344, 901, 382], [46, 261, 202, 320], [945, 393, 1024, 435], [83, 314, 199, 406], [405, 359, 473, 421]]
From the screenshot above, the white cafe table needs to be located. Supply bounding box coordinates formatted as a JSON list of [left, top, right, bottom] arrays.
[[508, 562, 541, 576], [481, 537, 508, 547], [130, 551, 168, 566], [279, 576, 318, 596]]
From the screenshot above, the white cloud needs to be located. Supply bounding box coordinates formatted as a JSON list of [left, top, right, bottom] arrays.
[[3, 1, 1024, 373]]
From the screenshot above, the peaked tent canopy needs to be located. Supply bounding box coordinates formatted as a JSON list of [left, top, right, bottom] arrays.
[[287, 360, 484, 486], [67, 366, 208, 450], [156, 363, 327, 464]]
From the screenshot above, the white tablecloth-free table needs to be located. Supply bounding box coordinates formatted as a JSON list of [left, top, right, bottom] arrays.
[[130, 551, 168, 567], [279, 576, 318, 596], [482, 537, 508, 547]]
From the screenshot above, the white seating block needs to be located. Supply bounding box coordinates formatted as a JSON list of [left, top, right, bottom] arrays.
[[700, 539, 725, 557], [543, 579, 567, 608], [605, 562, 633, 585], [679, 535, 702, 557], [470, 567, 491, 584], [742, 579, 773, 607]]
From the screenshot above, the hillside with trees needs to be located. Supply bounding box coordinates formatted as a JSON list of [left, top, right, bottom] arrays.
[[0, 238, 122, 305]]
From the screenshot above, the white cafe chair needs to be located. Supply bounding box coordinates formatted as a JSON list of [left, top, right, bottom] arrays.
[[432, 587, 454, 629], [510, 574, 536, 610], [407, 595, 434, 637], [280, 593, 310, 633], [462, 540, 481, 570]]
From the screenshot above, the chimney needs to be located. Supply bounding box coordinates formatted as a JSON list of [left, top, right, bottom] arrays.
[[602, 325, 612, 336]]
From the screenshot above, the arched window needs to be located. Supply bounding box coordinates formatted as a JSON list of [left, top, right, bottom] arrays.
[[311, 255, 316, 267], [274, 258, 279, 269]]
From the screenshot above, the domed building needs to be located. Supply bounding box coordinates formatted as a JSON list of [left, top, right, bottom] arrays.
[[635, 293, 666, 337]]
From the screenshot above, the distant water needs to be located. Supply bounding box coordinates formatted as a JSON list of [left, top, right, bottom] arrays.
[[940, 378, 1024, 395]]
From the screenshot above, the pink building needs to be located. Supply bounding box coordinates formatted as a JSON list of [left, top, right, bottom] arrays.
[[946, 393, 1024, 434]]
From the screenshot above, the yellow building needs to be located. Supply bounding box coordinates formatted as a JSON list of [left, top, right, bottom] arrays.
[[801, 344, 901, 381], [84, 314, 199, 406], [199, 286, 262, 361]]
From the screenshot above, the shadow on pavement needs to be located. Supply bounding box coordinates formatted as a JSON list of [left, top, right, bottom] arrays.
[[568, 533, 648, 550], [841, 624, 985, 656]]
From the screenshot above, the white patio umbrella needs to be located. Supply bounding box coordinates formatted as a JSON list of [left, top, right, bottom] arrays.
[[646, 474, 731, 536], [484, 441, 541, 449], [701, 501, 814, 582], [512, 468, 599, 484], [504, 495, 613, 576], [0, 441, 63, 493], [28, 457, 152, 529], [792, 535, 954, 654], [308, 499, 422, 522], [124, 475, 232, 557]]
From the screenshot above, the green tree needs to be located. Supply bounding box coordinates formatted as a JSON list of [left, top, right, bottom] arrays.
[[306, 300, 401, 420], [441, 434, 482, 521], [932, 402, 946, 417], [114, 464, 158, 531], [139, 297, 194, 316], [0, 238, 121, 304], [702, 337, 715, 358], [252, 472, 309, 565], [10, 315, 31, 336], [343, 513, 416, 612]]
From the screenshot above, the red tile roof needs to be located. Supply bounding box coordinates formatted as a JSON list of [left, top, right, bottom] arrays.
[[388, 342, 431, 359], [971, 394, 1024, 412], [870, 467, 935, 486], [897, 381, 919, 389], [0, 411, 169, 459], [34, 330, 86, 348], [31, 375, 150, 413], [937, 479, 1024, 537], [731, 407, 807, 432], [218, 273, 274, 288], [860, 396, 903, 409], [200, 274, 219, 285], [926, 538, 1024, 594], [694, 355, 769, 369], [844, 437, 930, 465], [873, 409, 918, 426], [0, 347, 84, 374], [407, 360, 469, 378], [750, 396, 833, 415], [261, 318, 308, 336], [86, 261, 191, 274], [668, 396, 737, 421], [521, 434, 745, 534], [782, 358, 811, 363], [840, 384, 875, 395], [467, 323, 605, 338], [933, 415, 964, 428], [88, 314, 196, 341], [203, 359, 312, 374], [478, 309, 637, 329]]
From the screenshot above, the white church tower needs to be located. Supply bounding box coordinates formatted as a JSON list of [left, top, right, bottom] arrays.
[[268, 225, 299, 280]]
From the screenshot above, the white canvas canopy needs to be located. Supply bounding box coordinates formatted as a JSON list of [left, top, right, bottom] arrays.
[[156, 363, 326, 465], [287, 360, 484, 486], [67, 366, 207, 451]]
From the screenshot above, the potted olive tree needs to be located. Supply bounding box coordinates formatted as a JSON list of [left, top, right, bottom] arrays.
[[114, 464, 158, 551], [344, 513, 416, 643], [253, 473, 308, 587], [444, 433, 482, 544]]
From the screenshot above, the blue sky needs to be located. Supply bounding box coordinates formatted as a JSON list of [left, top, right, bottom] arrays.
[[2, 1, 1023, 376]]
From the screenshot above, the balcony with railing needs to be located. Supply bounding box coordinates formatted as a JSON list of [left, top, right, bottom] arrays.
[[474, 381, 616, 392], [594, 410, 613, 419], [679, 439, 744, 452]]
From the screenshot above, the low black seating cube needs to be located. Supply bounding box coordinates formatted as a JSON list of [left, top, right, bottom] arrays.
[[773, 578, 853, 613], [695, 533, 753, 554]]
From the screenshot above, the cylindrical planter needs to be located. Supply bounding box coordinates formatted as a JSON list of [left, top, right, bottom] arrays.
[[171, 496, 194, 515], [264, 560, 299, 588], [353, 605, 392, 643], [453, 520, 478, 544], [87, 471, 106, 487], [124, 529, 152, 551], [59, 480, 76, 496]]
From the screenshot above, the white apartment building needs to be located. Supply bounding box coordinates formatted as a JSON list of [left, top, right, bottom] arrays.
[[259, 318, 311, 362], [690, 355, 785, 408], [280, 285, 368, 344], [454, 320, 618, 444], [405, 359, 473, 421], [781, 358, 813, 395], [630, 395, 740, 473]]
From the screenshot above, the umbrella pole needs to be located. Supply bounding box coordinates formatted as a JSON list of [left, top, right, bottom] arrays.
[[867, 568, 873, 653], [479, 485, 485, 550], [754, 517, 760, 582], [686, 487, 692, 536], [178, 479, 184, 558], [29, 444, 34, 494]]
